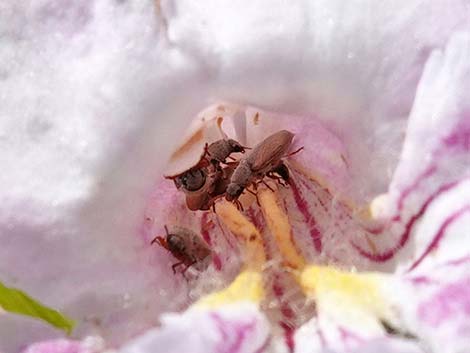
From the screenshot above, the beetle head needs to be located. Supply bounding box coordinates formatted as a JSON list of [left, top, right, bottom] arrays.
[[226, 183, 244, 201], [227, 139, 246, 153], [175, 169, 206, 191]]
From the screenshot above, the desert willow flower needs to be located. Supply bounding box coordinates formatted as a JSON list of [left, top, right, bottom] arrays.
[[1, 1, 469, 353]]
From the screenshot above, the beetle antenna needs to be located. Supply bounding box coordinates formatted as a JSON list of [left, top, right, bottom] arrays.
[[164, 225, 171, 236], [284, 146, 304, 158]]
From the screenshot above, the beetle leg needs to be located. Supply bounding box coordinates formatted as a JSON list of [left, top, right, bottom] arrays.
[[150, 235, 168, 249], [151, 225, 170, 247], [210, 193, 225, 210], [268, 172, 288, 187], [234, 199, 244, 211], [200, 143, 215, 165], [203, 142, 210, 157], [181, 260, 197, 275], [245, 188, 257, 196], [171, 261, 184, 274], [261, 179, 275, 192], [246, 187, 260, 206]]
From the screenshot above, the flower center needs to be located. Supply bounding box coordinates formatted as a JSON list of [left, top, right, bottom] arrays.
[[141, 103, 396, 348]]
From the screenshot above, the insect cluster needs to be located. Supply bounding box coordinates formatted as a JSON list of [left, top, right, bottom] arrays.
[[172, 130, 299, 211], [152, 129, 301, 276]]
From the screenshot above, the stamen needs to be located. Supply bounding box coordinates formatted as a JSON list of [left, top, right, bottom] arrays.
[[195, 271, 264, 308], [216, 201, 266, 270], [300, 266, 390, 319], [258, 188, 306, 270]]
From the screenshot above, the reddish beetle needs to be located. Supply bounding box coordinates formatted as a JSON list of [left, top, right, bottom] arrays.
[[151, 225, 211, 275], [184, 163, 237, 211]]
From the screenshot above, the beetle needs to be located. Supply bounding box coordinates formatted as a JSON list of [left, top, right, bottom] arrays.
[[173, 168, 207, 192], [168, 138, 247, 194], [151, 225, 211, 275], [185, 163, 237, 211], [225, 130, 302, 206], [203, 138, 248, 165]]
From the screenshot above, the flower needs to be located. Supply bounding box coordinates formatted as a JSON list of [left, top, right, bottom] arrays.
[[1, 0, 469, 352]]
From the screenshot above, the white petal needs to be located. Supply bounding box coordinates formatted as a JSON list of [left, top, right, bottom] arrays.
[[295, 318, 424, 353], [21, 336, 105, 353], [388, 261, 470, 353], [351, 32, 470, 270], [387, 32, 470, 221], [0, 0, 206, 348], [120, 304, 270, 353]]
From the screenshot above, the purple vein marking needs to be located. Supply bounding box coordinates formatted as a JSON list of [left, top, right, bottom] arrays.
[[211, 313, 257, 353], [289, 176, 322, 252], [408, 205, 470, 272], [394, 165, 437, 221], [352, 180, 461, 262], [201, 213, 222, 270]]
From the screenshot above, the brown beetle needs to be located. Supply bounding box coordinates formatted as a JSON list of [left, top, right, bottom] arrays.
[[151, 225, 211, 275], [173, 168, 207, 192], [203, 138, 248, 165], [168, 138, 247, 195], [185, 163, 237, 211], [225, 130, 301, 205]]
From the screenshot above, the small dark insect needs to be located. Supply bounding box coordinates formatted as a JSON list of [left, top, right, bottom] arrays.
[[226, 130, 302, 206], [185, 163, 237, 211], [173, 168, 207, 192], [151, 225, 211, 275], [167, 138, 247, 195], [203, 138, 248, 165]]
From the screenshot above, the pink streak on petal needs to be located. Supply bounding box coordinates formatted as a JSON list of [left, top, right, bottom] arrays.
[[298, 177, 329, 214], [409, 276, 434, 286], [246, 208, 265, 234], [408, 206, 470, 272], [289, 177, 322, 252], [352, 180, 462, 262], [271, 276, 297, 353], [317, 327, 327, 348], [211, 313, 257, 353], [418, 277, 470, 327], [338, 326, 364, 344], [394, 166, 437, 221], [22, 340, 87, 353], [200, 213, 222, 271], [280, 322, 295, 353], [444, 255, 470, 267], [215, 216, 239, 252], [442, 115, 470, 150]]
